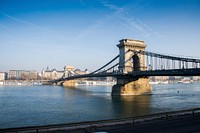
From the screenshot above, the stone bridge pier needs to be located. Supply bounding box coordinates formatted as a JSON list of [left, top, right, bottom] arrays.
[[112, 39, 152, 95]]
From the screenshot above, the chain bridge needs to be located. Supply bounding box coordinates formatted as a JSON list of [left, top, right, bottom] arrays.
[[50, 39, 200, 95]]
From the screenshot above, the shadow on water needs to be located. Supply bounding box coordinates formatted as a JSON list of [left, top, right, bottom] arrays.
[[62, 86, 153, 118], [61, 86, 153, 119], [111, 95, 152, 117]]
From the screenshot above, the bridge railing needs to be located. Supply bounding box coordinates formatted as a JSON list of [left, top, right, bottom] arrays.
[[1, 108, 200, 133], [130, 50, 200, 71]]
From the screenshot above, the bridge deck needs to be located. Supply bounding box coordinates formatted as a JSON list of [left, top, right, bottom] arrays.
[[51, 68, 200, 83], [133, 68, 200, 77]]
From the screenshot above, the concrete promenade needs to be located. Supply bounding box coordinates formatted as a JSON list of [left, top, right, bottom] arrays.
[[1, 108, 200, 133]]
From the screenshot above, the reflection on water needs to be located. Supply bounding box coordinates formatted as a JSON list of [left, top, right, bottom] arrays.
[[0, 83, 200, 128], [112, 95, 151, 117]]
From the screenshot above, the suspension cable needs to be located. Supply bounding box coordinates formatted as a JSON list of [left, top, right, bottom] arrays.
[[90, 55, 119, 74]]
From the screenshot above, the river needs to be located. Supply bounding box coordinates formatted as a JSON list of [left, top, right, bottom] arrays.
[[0, 83, 200, 128]]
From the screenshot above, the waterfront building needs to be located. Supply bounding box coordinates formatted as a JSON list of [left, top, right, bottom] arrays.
[[0, 72, 7, 81], [74, 69, 89, 75], [8, 70, 38, 80], [42, 68, 64, 80], [28, 70, 38, 80], [8, 70, 28, 80], [41, 66, 90, 80]]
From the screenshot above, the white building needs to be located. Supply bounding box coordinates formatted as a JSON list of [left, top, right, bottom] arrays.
[[0, 72, 6, 81], [42, 68, 64, 80], [41, 66, 89, 80]]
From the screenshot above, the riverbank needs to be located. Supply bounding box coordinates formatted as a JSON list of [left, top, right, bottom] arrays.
[[0, 80, 42, 86], [1, 108, 200, 133]]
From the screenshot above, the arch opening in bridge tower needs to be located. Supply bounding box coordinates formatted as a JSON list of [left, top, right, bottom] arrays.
[[132, 54, 140, 71]]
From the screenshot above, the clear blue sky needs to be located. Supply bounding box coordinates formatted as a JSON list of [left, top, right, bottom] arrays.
[[0, 0, 200, 72]]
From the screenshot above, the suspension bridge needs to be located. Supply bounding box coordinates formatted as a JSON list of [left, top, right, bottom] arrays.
[[50, 39, 200, 95]]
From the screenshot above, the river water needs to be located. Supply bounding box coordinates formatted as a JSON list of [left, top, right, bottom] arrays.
[[0, 83, 200, 128]]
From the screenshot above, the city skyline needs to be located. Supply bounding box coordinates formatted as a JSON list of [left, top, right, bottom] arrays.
[[0, 0, 200, 72]]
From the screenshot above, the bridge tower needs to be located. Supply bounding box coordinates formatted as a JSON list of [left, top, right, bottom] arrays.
[[62, 66, 77, 88], [112, 39, 152, 95]]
